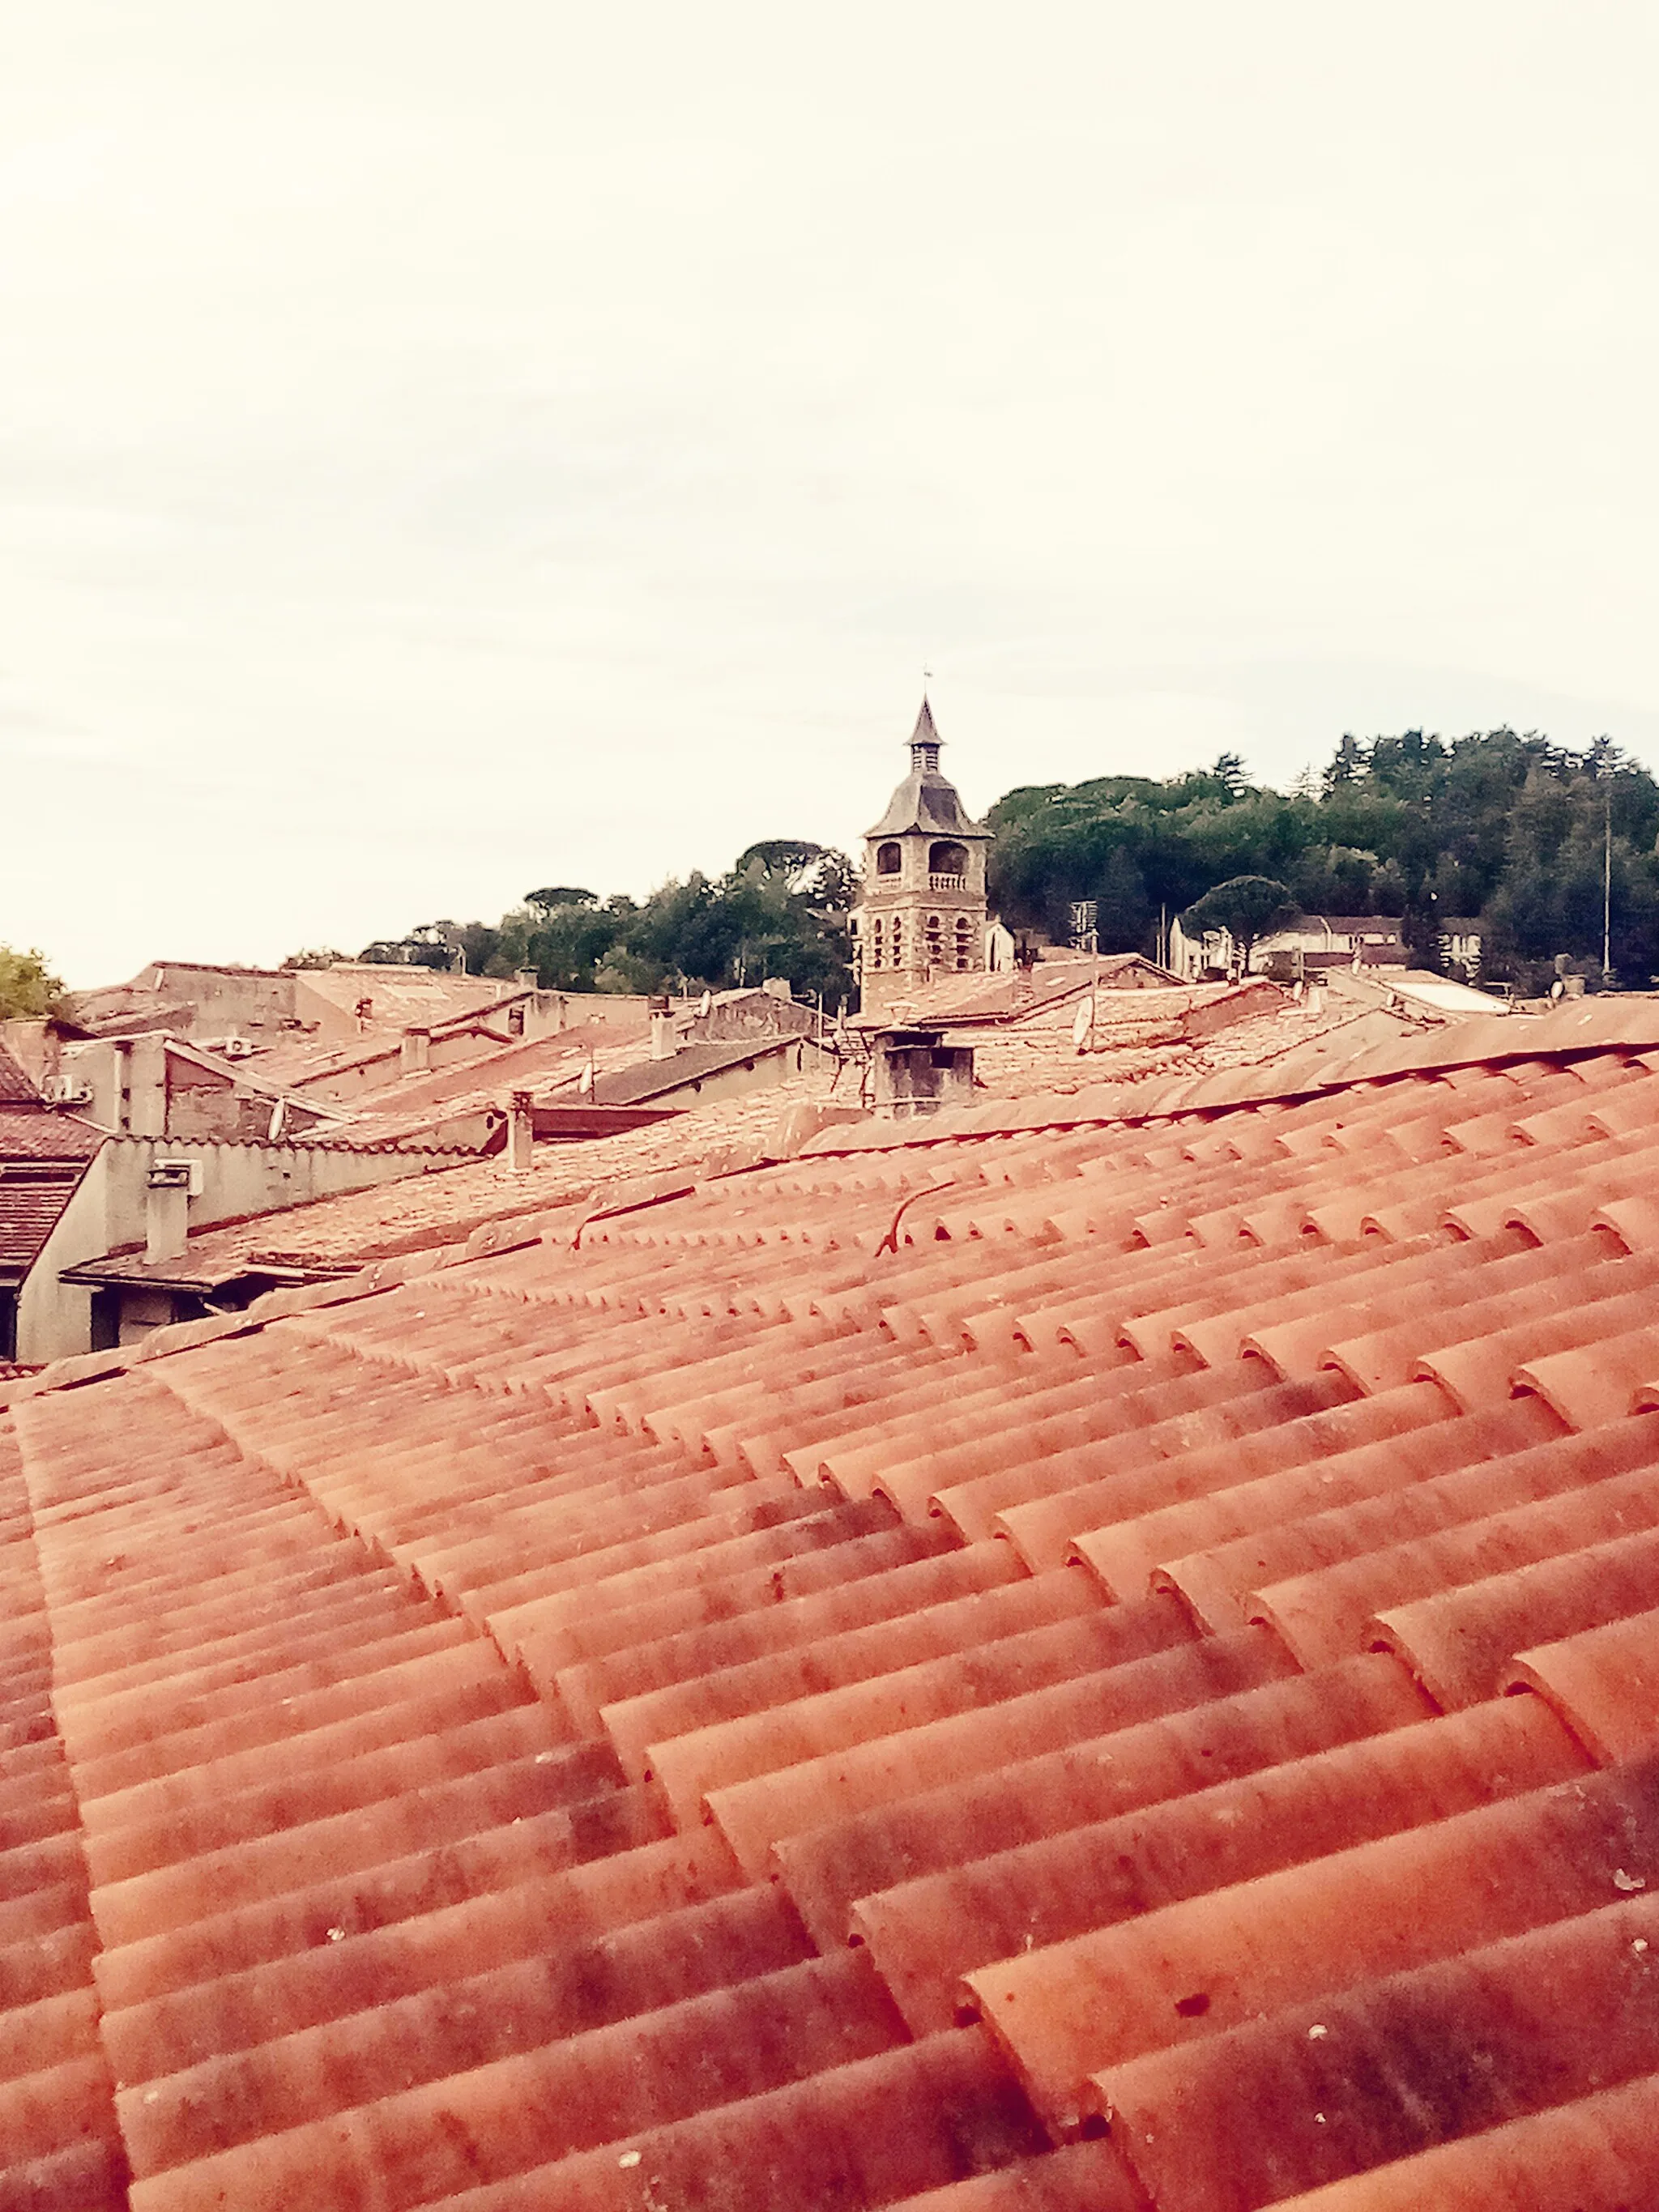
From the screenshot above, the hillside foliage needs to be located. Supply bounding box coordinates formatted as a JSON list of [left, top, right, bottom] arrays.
[[349, 842, 858, 1002], [989, 730, 1659, 991], [330, 729, 1659, 1001]]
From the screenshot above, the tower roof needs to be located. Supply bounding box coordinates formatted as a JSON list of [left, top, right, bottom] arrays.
[[864, 698, 989, 842]]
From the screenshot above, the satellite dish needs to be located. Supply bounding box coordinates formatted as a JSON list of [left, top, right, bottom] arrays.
[[1071, 996, 1094, 1047]]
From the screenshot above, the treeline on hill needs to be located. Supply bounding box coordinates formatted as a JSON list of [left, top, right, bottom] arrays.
[[286, 842, 861, 1004], [990, 730, 1659, 992], [291, 731, 1659, 1002]]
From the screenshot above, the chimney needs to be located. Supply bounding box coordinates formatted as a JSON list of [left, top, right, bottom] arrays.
[[648, 995, 675, 1061], [871, 1027, 975, 1119], [400, 1026, 431, 1075], [145, 1160, 193, 1265], [514, 968, 539, 994], [507, 1089, 535, 1173]]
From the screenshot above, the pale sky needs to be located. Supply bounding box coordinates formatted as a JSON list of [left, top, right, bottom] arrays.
[[3, 2, 1657, 985]]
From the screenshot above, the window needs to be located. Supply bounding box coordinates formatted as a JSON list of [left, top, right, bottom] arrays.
[[88, 1289, 120, 1353], [954, 916, 974, 970], [929, 840, 969, 890], [876, 842, 902, 876]]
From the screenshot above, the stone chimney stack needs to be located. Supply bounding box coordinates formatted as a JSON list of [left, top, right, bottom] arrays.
[[145, 1160, 193, 1265], [870, 1028, 975, 1119], [648, 996, 675, 1062], [400, 1026, 432, 1076], [514, 969, 539, 994], [506, 1090, 535, 1173]]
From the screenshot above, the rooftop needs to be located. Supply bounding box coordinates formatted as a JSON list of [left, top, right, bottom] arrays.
[[0, 1051, 106, 1272], [8, 1002, 1659, 2204]]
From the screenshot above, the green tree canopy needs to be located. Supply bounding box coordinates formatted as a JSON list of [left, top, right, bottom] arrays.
[[0, 946, 66, 1020], [1180, 876, 1299, 967], [279, 947, 351, 971]]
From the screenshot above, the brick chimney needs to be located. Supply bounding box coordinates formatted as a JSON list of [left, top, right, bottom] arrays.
[[145, 1160, 193, 1264], [648, 995, 675, 1062], [400, 1026, 431, 1075]]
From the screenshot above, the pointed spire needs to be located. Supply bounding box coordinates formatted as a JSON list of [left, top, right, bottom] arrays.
[[910, 696, 942, 774], [864, 695, 987, 840]]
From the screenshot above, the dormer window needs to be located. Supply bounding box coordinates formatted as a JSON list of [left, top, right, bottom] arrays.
[[876, 842, 902, 876]]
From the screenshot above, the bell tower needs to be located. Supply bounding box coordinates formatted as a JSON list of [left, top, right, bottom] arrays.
[[854, 698, 991, 1019]]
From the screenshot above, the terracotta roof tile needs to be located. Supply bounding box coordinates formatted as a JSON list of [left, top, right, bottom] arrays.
[[13, 1037, 1659, 2206], [970, 1754, 1659, 2135], [855, 1694, 1584, 2033], [1505, 1605, 1659, 1764], [879, 2136, 1150, 2210], [1372, 1522, 1659, 1708], [1260, 2069, 1659, 2212], [1099, 1883, 1659, 2212]]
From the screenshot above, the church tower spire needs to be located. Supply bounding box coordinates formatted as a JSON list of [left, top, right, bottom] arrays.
[[908, 696, 943, 774], [854, 698, 992, 1019]]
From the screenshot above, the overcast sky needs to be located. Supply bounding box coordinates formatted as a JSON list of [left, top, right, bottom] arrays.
[[4, 2, 1657, 984]]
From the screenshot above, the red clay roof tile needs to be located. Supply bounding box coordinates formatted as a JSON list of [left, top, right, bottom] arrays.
[[855, 1694, 1584, 2034], [1508, 1606, 1659, 1762], [1098, 1885, 1659, 2212], [12, 1036, 1659, 2208], [970, 1755, 1659, 2135]]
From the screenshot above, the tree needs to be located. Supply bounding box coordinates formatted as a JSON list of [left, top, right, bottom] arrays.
[[279, 948, 350, 971], [1211, 751, 1252, 800], [1180, 876, 1298, 974], [525, 887, 599, 914], [0, 947, 66, 1020]]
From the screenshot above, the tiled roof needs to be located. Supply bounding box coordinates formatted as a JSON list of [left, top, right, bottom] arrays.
[[331, 1021, 650, 1136], [866, 956, 1182, 1028], [595, 1035, 804, 1107], [0, 1102, 105, 1164], [293, 965, 530, 1028], [11, 1022, 1659, 2203], [0, 1042, 41, 1105], [864, 705, 987, 842], [0, 1102, 105, 1272], [0, 1160, 96, 1275], [66, 987, 198, 1038], [70, 1076, 852, 1278]]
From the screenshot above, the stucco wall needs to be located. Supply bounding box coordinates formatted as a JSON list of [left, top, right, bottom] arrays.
[[15, 1132, 461, 1362], [141, 965, 297, 1036]]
